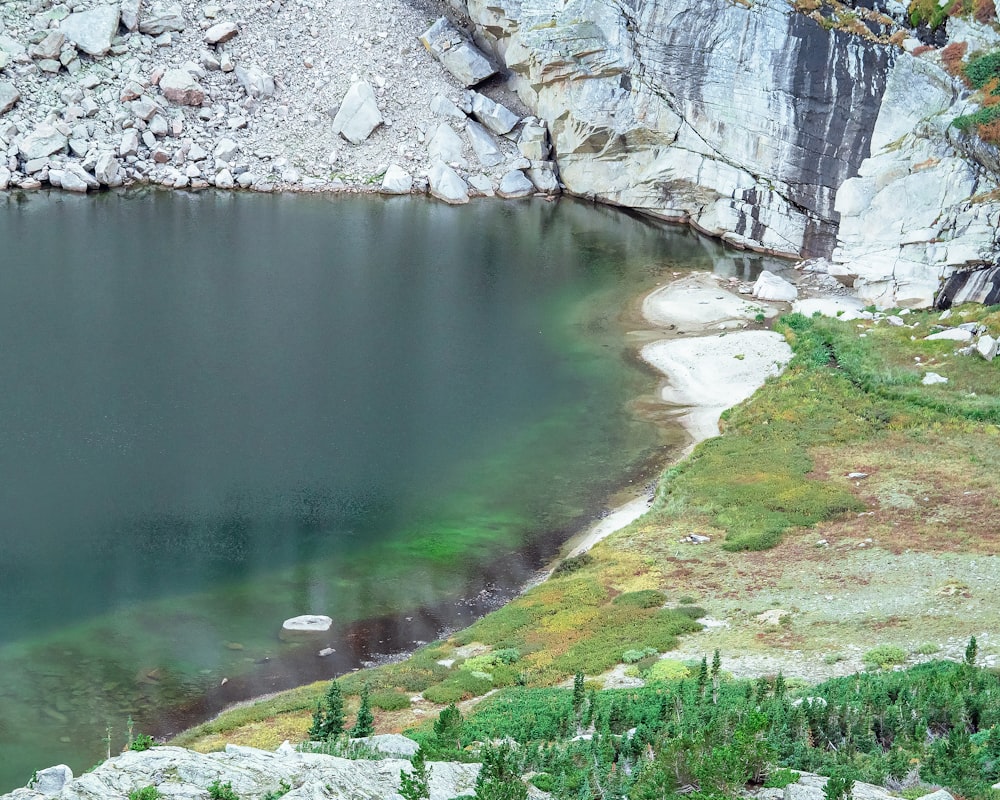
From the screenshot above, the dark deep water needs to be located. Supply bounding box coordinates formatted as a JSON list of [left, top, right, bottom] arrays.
[[0, 190, 781, 789]]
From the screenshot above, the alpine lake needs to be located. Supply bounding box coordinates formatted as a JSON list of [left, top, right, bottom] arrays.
[[0, 190, 782, 789]]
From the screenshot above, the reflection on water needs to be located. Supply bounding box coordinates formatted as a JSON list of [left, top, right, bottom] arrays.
[[0, 191, 782, 789]]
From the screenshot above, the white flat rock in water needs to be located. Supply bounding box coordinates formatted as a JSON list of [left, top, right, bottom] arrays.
[[643, 273, 776, 330], [281, 614, 333, 634], [641, 330, 792, 445]]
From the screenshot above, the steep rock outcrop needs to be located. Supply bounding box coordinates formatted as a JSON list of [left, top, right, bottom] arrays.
[[832, 57, 1000, 305], [450, 0, 1000, 305], [450, 0, 892, 258]]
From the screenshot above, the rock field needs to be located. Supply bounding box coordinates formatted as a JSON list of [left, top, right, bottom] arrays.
[[0, 0, 559, 200]]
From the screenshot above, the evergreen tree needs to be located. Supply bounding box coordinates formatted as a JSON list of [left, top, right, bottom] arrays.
[[399, 748, 430, 800], [433, 702, 464, 751], [711, 649, 721, 680], [965, 635, 978, 666], [307, 702, 325, 741], [351, 683, 375, 738], [320, 680, 345, 739], [573, 672, 585, 714], [697, 657, 708, 699]]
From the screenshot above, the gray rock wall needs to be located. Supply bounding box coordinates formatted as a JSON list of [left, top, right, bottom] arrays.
[[453, 0, 1000, 305]]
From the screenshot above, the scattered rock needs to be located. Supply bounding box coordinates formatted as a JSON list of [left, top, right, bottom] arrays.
[[139, 3, 186, 35], [0, 82, 20, 115], [427, 123, 467, 169], [496, 169, 534, 198], [921, 372, 948, 385], [60, 5, 120, 57], [332, 81, 383, 145], [427, 161, 470, 204], [469, 92, 519, 136], [32, 764, 73, 794], [847, 472, 868, 479], [121, 0, 141, 31], [976, 334, 997, 362], [419, 17, 497, 87], [752, 270, 798, 302], [94, 151, 124, 186], [380, 163, 412, 194], [234, 64, 275, 99], [18, 124, 68, 160], [682, 533, 711, 544], [465, 120, 503, 167], [160, 69, 205, 105], [204, 20, 239, 45], [925, 328, 973, 342]]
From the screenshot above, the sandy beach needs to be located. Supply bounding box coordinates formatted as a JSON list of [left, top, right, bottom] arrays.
[[564, 274, 793, 556]]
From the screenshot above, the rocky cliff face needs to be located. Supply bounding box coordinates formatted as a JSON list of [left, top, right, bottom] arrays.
[[451, 0, 1000, 305]]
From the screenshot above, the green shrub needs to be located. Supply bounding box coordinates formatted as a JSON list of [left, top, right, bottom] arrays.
[[423, 684, 467, 704], [965, 51, 1000, 88], [529, 773, 556, 792], [208, 781, 240, 800], [863, 645, 908, 669], [673, 605, 707, 620], [953, 105, 1000, 133], [551, 553, 593, 576], [371, 690, 412, 711], [129, 787, 162, 800], [764, 768, 801, 788], [612, 590, 666, 609], [129, 733, 154, 752], [622, 647, 658, 664], [645, 658, 690, 682]]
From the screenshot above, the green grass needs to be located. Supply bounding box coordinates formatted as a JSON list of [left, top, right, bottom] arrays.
[[650, 308, 1000, 551]]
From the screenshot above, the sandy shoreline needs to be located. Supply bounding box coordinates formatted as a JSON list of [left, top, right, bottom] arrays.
[[558, 274, 793, 558]]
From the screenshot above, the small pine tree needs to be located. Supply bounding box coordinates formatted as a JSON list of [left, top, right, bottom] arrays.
[[399, 748, 430, 800], [572, 672, 585, 713], [696, 657, 708, 698], [774, 671, 786, 699], [711, 649, 721, 679], [582, 689, 597, 728], [351, 684, 375, 739], [965, 635, 978, 666], [433, 702, 464, 751], [320, 680, 345, 739]]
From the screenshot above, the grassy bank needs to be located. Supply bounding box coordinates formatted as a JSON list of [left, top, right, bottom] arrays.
[[172, 304, 1000, 782]]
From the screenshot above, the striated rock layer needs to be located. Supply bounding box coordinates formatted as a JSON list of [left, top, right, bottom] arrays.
[[450, 0, 1000, 305]]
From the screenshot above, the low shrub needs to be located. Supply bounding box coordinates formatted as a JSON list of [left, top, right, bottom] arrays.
[[422, 683, 467, 705], [863, 645, 908, 669], [370, 690, 411, 711], [612, 590, 666, 609], [129, 733, 155, 752], [207, 781, 240, 800], [128, 788, 162, 800], [644, 659, 690, 682]]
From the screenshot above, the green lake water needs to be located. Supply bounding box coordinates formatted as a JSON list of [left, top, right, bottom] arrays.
[[0, 191, 780, 789]]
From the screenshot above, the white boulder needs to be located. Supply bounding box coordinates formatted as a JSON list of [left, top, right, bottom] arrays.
[[427, 161, 470, 204], [60, 5, 120, 57], [18, 124, 67, 160], [332, 81, 383, 145], [497, 170, 534, 199], [380, 163, 413, 194], [752, 270, 798, 302]]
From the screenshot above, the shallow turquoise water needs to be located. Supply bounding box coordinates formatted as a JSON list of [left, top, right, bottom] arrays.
[[0, 191, 780, 789]]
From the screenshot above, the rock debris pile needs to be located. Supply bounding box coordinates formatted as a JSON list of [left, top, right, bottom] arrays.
[[0, 0, 561, 199]]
